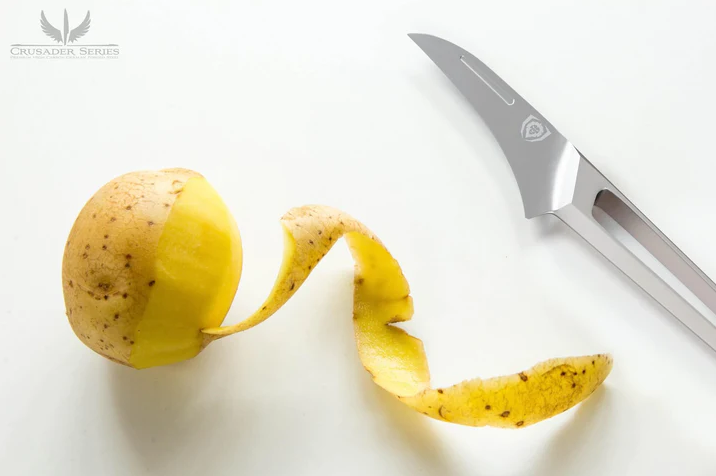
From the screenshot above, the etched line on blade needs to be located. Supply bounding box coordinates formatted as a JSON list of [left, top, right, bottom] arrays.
[[459, 55, 515, 106]]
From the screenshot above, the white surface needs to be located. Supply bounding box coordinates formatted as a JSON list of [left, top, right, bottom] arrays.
[[2, 1, 716, 474]]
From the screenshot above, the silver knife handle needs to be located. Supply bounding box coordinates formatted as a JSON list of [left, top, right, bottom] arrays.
[[553, 157, 716, 352]]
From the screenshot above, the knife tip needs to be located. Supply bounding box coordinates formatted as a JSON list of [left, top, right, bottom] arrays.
[[407, 33, 428, 47], [407, 33, 440, 47]]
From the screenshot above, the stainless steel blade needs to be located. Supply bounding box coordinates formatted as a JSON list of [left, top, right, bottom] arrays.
[[410, 32, 716, 354], [409, 33, 582, 219]]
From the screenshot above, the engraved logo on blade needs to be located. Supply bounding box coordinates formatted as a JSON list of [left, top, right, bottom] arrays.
[[521, 115, 551, 142]]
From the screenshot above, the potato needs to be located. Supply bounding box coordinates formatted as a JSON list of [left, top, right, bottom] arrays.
[[62, 168, 242, 368], [64, 170, 612, 428]]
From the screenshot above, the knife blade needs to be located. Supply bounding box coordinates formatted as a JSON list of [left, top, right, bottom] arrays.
[[409, 33, 716, 354]]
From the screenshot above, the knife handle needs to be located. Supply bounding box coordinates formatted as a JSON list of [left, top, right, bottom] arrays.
[[554, 157, 716, 353]]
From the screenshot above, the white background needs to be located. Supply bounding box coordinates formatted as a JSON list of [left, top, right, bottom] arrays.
[[2, 1, 716, 474]]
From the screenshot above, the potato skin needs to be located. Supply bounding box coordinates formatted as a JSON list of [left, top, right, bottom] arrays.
[[62, 168, 200, 365]]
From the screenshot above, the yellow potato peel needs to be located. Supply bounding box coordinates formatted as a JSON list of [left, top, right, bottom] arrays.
[[203, 205, 612, 428]]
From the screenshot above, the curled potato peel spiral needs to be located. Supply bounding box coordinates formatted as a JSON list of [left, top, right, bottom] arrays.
[[202, 205, 612, 428]]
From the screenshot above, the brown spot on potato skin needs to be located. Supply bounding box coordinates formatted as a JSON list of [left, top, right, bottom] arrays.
[[572, 383, 576, 389], [102, 245, 107, 250], [148, 280, 155, 287], [501, 411, 510, 418], [110, 217, 116, 222], [126, 205, 132, 210], [485, 405, 491, 410], [519, 372, 528, 382], [289, 282, 295, 291], [437, 389, 444, 394], [438, 406, 447, 419], [561, 371, 566, 376], [114, 313, 119, 320], [516, 421, 524, 427], [147, 221, 154, 226], [122, 293, 128, 299], [82, 252, 88, 259]]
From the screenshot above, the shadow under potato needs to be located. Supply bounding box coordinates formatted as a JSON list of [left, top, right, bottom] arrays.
[[108, 352, 233, 473], [354, 370, 460, 475], [110, 265, 625, 475], [528, 386, 613, 476]]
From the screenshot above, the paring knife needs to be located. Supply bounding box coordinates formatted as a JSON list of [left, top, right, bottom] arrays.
[[409, 33, 716, 353]]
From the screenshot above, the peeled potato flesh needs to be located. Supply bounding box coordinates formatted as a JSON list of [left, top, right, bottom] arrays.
[[64, 169, 612, 428]]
